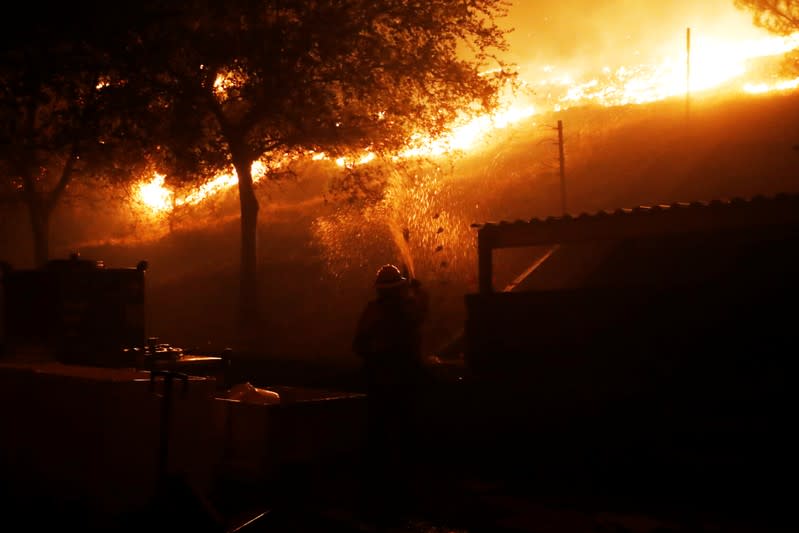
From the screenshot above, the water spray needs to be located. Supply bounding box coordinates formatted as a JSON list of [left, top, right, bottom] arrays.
[[389, 223, 416, 280]]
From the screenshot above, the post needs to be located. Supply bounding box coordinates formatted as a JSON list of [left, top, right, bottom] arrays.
[[557, 120, 567, 215], [686, 27, 691, 121], [477, 230, 493, 294]]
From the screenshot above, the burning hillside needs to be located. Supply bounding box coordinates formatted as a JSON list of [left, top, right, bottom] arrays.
[[131, 1, 799, 220], [106, 1, 799, 295]]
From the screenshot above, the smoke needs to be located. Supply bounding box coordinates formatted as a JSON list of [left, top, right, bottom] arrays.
[[505, 0, 770, 77]]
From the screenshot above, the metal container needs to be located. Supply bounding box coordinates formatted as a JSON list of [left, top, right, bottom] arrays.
[[2, 254, 148, 366]]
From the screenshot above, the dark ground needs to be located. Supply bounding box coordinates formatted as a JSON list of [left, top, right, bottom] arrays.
[[197, 357, 796, 533]]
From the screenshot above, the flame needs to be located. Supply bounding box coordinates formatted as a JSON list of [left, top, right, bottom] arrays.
[[398, 103, 536, 159], [544, 32, 799, 108], [137, 173, 172, 212], [336, 151, 378, 168], [135, 28, 799, 216], [744, 76, 799, 94], [213, 68, 248, 101], [135, 160, 268, 213]]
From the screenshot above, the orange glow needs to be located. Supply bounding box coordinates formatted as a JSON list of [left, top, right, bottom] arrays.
[[213, 68, 247, 101], [398, 102, 536, 159], [137, 173, 172, 213], [134, 25, 799, 217], [120, 4, 799, 290], [744, 76, 799, 94], [545, 32, 799, 108], [135, 160, 268, 213]]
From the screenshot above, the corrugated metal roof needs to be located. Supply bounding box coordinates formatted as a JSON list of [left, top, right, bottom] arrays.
[[472, 192, 799, 229], [472, 192, 799, 249]]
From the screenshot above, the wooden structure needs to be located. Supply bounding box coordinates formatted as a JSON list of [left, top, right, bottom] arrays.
[[464, 193, 799, 485], [475, 193, 799, 293]]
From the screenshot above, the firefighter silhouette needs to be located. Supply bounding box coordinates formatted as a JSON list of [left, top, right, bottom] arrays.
[[352, 263, 429, 522]]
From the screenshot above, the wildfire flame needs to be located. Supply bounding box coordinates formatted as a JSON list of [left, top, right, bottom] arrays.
[[137, 173, 172, 213], [543, 32, 799, 108], [134, 28, 799, 215], [135, 161, 269, 216]]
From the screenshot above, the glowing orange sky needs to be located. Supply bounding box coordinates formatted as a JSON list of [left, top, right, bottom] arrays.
[[504, 0, 772, 74]]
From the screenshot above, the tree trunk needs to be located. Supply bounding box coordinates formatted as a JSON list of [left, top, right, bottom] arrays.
[[19, 149, 75, 268], [28, 202, 51, 268], [233, 155, 260, 347]]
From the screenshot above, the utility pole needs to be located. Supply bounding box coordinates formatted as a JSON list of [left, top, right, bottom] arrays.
[[557, 119, 567, 215], [686, 27, 691, 121]]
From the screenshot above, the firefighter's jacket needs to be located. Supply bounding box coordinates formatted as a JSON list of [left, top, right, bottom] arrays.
[[353, 287, 428, 387]]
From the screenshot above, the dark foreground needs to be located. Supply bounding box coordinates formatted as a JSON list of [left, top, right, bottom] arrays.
[[227, 358, 796, 533], [1, 358, 794, 533], [218, 447, 795, 533], [13, 440, 790, 533]]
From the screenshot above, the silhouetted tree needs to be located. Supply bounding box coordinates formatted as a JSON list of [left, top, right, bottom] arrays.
[[122, 0, 515, 342], [0, 5, 155, 266], [735, 1, 799, 34], [735, 2, 799, 98]]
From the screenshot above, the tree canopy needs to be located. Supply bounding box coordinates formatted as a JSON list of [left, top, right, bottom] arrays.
[[116, 0, 515, 342], [0, 4, 156, 266], [735, 0, 799, 35]]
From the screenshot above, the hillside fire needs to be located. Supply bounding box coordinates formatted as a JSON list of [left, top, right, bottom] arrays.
[[2, 1, 799, 532], [133, 24, 799, 216]]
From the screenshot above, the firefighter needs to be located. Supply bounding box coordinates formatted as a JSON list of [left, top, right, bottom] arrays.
[[353, 264, 428, 389], [352, 263, 429, 523]]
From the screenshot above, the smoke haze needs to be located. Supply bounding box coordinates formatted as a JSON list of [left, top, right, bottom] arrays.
[[504, 0, 768, 76]]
